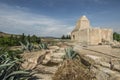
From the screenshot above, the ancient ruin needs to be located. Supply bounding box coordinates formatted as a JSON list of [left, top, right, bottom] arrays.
[[71, 15, 113, 45]]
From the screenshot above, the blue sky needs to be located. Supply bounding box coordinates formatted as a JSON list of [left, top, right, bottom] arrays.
[[0, 0, 120, 37]]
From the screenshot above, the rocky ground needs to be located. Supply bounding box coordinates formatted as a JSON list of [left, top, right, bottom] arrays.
[[21, 44, 67, 80], [21, 41, 120, 80], [74, 44, 120, 80]]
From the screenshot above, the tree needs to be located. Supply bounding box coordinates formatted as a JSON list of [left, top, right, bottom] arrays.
[[113, 32, 120, 41], [9, 35, 13, 46], [61, 35, 65, 39], [14, 35, 20, 46], [61, 35, 71, 39], [66, 35, 71, 39], [20, 33, 25, 43], [27, 34, 31, 42], [31, 35, 37, 43]]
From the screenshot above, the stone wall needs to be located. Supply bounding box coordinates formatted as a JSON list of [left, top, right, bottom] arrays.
[[71, 29, 89, 43], [71, 31, 78, 41], [71, 28, 113, 45], [89, 28, 102, 45], [101, 29, 113, 42], [88, 28, 113, 45], [78, 29, 89, 43]]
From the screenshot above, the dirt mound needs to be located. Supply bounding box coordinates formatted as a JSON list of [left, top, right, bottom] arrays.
[[53, 59, 95, 80]]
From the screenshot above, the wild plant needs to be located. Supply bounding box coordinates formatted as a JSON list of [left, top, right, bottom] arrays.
[[63, 47, 80, 60], [38, 42, 48, 50], [19, 40, 34, 52], [0, 49, 31, 80]]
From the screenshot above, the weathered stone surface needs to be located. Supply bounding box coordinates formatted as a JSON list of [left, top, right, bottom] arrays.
[[42, 46, 65, 64], [49, 46, 60, 50], [71, 15, 113, 45], [42, 51, 52, 64], [110, 75, 120, 80], [96, 70, 110, 80], [50, 52, 65, 63], [111, 40, 120, 48], [21, 50, 46, 70], [43, 51, 65, 64]]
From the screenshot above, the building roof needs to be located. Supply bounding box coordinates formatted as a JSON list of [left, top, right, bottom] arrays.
[[79, 15, 88, 21], [71, 15, 90, 33]]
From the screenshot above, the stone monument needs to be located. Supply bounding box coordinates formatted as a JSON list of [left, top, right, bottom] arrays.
[[71, 15, 113, 45]]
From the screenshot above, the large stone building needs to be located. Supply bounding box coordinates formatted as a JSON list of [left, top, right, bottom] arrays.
[[71, 15, 113, 45]]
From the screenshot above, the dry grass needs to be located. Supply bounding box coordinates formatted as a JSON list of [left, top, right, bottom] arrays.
[[53, 59, 95, 80]]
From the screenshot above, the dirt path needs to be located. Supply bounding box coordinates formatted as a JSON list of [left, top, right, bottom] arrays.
[[74, 45, 120, 61]]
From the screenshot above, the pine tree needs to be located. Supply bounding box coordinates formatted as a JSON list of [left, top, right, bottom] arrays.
[[61, 35, 65, 39]]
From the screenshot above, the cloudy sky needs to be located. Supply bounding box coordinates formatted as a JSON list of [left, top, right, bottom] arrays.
[[0, 0, 120, 37]]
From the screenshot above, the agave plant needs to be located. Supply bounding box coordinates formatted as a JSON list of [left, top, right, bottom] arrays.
[[38, 42, 48, 50], [63, 47, 80, 60], [19, 40, 34, 52], [0, 51, 31, 80]]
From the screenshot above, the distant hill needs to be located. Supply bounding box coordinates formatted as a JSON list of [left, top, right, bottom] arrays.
[[0, 31, 11, 37], [0, 31, 60, 39], [0, 31, 20, 37], [42, 36, 60, 39]]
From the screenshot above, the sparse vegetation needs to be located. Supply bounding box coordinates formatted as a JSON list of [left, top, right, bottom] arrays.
[[19, 39, 49, 52], [0, 33, 41, 47]]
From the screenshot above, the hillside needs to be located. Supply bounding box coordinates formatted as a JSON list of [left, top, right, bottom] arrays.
[[0, 32, 15, 37]]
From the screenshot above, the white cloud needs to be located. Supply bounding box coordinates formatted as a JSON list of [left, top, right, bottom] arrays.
[[0, 3, 73, 37]]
